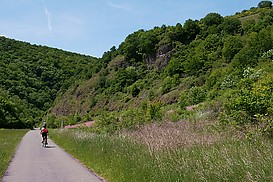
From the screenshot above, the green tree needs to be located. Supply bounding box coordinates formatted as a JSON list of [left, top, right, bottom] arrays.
[[113, 67, 138, 92], [222, 36, 244, 61], [183, 52, 208, 76], [258, 1, 272, 8], [201, 13, 224, 27], [138, 30, 158, 55], [249, 28, 273, 54], [257, 11, 273, 29], [183, 19, 200, 43], [164, 58, 183, 77], [179, 86, 207, 109], [0, 96, 18, 127], [232, 47, 259, 68], [242, 20, 258, 34], [221, 17, 242, 35], [203, 34, 222, 52], [119, 30, 144, 61], [200, 13, 224, 36]]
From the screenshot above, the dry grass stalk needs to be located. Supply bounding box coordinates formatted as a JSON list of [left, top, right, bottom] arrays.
[[120, 120, 236, 151]]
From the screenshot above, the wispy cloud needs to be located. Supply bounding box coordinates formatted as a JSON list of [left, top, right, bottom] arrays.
[[44, 7, 52, 31], [108, 2, 132, 11]]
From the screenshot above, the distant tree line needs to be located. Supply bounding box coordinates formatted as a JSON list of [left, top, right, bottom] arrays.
[[0, 37, 102, 128]]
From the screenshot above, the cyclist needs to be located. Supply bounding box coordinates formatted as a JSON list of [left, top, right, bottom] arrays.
[[40, 123, 48, 145]]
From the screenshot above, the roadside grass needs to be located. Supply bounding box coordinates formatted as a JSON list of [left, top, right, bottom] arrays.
[[0, 129, 28, 178], [50, 122, 273, 182]]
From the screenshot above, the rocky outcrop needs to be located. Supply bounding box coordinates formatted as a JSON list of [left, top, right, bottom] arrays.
[[155, 43, 174, 70]]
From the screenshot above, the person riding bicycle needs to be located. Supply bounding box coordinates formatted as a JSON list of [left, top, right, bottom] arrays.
[[40, 123, 48, 144]]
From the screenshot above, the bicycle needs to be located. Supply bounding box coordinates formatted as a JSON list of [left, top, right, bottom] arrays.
[[42, 134, 48, 148], [41, 124, 48, 148]]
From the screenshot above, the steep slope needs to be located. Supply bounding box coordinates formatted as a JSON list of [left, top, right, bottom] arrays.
[[48, 5, 273, 131], [0, 36, 101, 128]]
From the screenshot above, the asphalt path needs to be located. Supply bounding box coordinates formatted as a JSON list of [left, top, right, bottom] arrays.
[[2, 129, 104, 182]]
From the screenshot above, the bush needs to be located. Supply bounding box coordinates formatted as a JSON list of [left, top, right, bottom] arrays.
[[178, 86, 207, 109], [218, 110, 251, 125], [261, 49, 273, 61], [145, 101, 163, 121], [44, 114, 61, 128], [160, 75, 180, 95], [235, 73, 272, 116], [218, 72, 273, 126], [254, 113, 273, 137], [128, 80, 145, 97]]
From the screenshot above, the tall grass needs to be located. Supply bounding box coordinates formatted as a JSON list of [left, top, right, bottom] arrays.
[[50, 122, 273, 182], [0, 129, 28, 178]]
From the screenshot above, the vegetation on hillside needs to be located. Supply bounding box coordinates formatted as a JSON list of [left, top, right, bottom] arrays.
[[47, 2, 273, 137], [1, 1, 272, 135], [0, 37, 101, 128]]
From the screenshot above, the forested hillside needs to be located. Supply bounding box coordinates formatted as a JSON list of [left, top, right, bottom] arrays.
[[1, 1, 273, 135], [48, 2, 273, 135], [0, 37, 102, 128]]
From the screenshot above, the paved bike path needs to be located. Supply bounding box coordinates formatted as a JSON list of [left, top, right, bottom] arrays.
[[2, 129, 104, 182]]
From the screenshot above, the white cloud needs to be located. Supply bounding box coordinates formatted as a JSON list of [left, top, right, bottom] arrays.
[[44, 7, 52, 31], [108, 2, 132, 11]]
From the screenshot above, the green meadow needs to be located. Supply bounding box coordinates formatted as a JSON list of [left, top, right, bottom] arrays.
[[0, 129, 28, 177], [50, 122, 273, 182]]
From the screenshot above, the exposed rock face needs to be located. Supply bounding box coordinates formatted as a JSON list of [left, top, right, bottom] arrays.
[[155, 51, 172, 70], [145, 43, 174, 70], [51, 42, 176, 117], [156, 43, 174, 70], [144, 52, 156, 67]]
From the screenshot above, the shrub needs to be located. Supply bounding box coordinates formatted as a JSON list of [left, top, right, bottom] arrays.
[[146, 101, 163, 121], [128, 80, 145, 97], [218, 110, 251, 125], [220, 74, 239, 89], [261, 49, 273, 61], [44, 114, 59, 128], [178, 86, 207, 109], [94, 102, 164, 133], [218, 72, 273, 126]]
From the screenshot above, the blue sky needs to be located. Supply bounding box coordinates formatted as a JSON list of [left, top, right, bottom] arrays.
[[0, 0, 263, 58]]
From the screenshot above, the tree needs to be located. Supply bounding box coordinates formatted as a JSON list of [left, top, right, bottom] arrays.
[[203, 34, 222, 52], [183, 19, 200, 43], [258, 1, 272, 8], [222, 36, 244, 61], [101, 46, 117, 64], [257, 11, 273, 28], [200, 13, 224, 36], [201, 13, 224, 27], [232, 47, 259, 68], [164, 58, 183, 77], [119, 30, 144, 61], [248, 28, 273, 53], [183, 52, 208, 76], [0, 96, 18, 127], [221, 17, 242, 35], [138, 30, 158, 55], [242, 20, 258, 34], [165, 23, 185, 42], [113, 67, 138, 92]]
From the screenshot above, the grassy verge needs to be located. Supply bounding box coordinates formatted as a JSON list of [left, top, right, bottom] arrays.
[[0, 129, 28, 178], [50, 123, 273, 182]]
